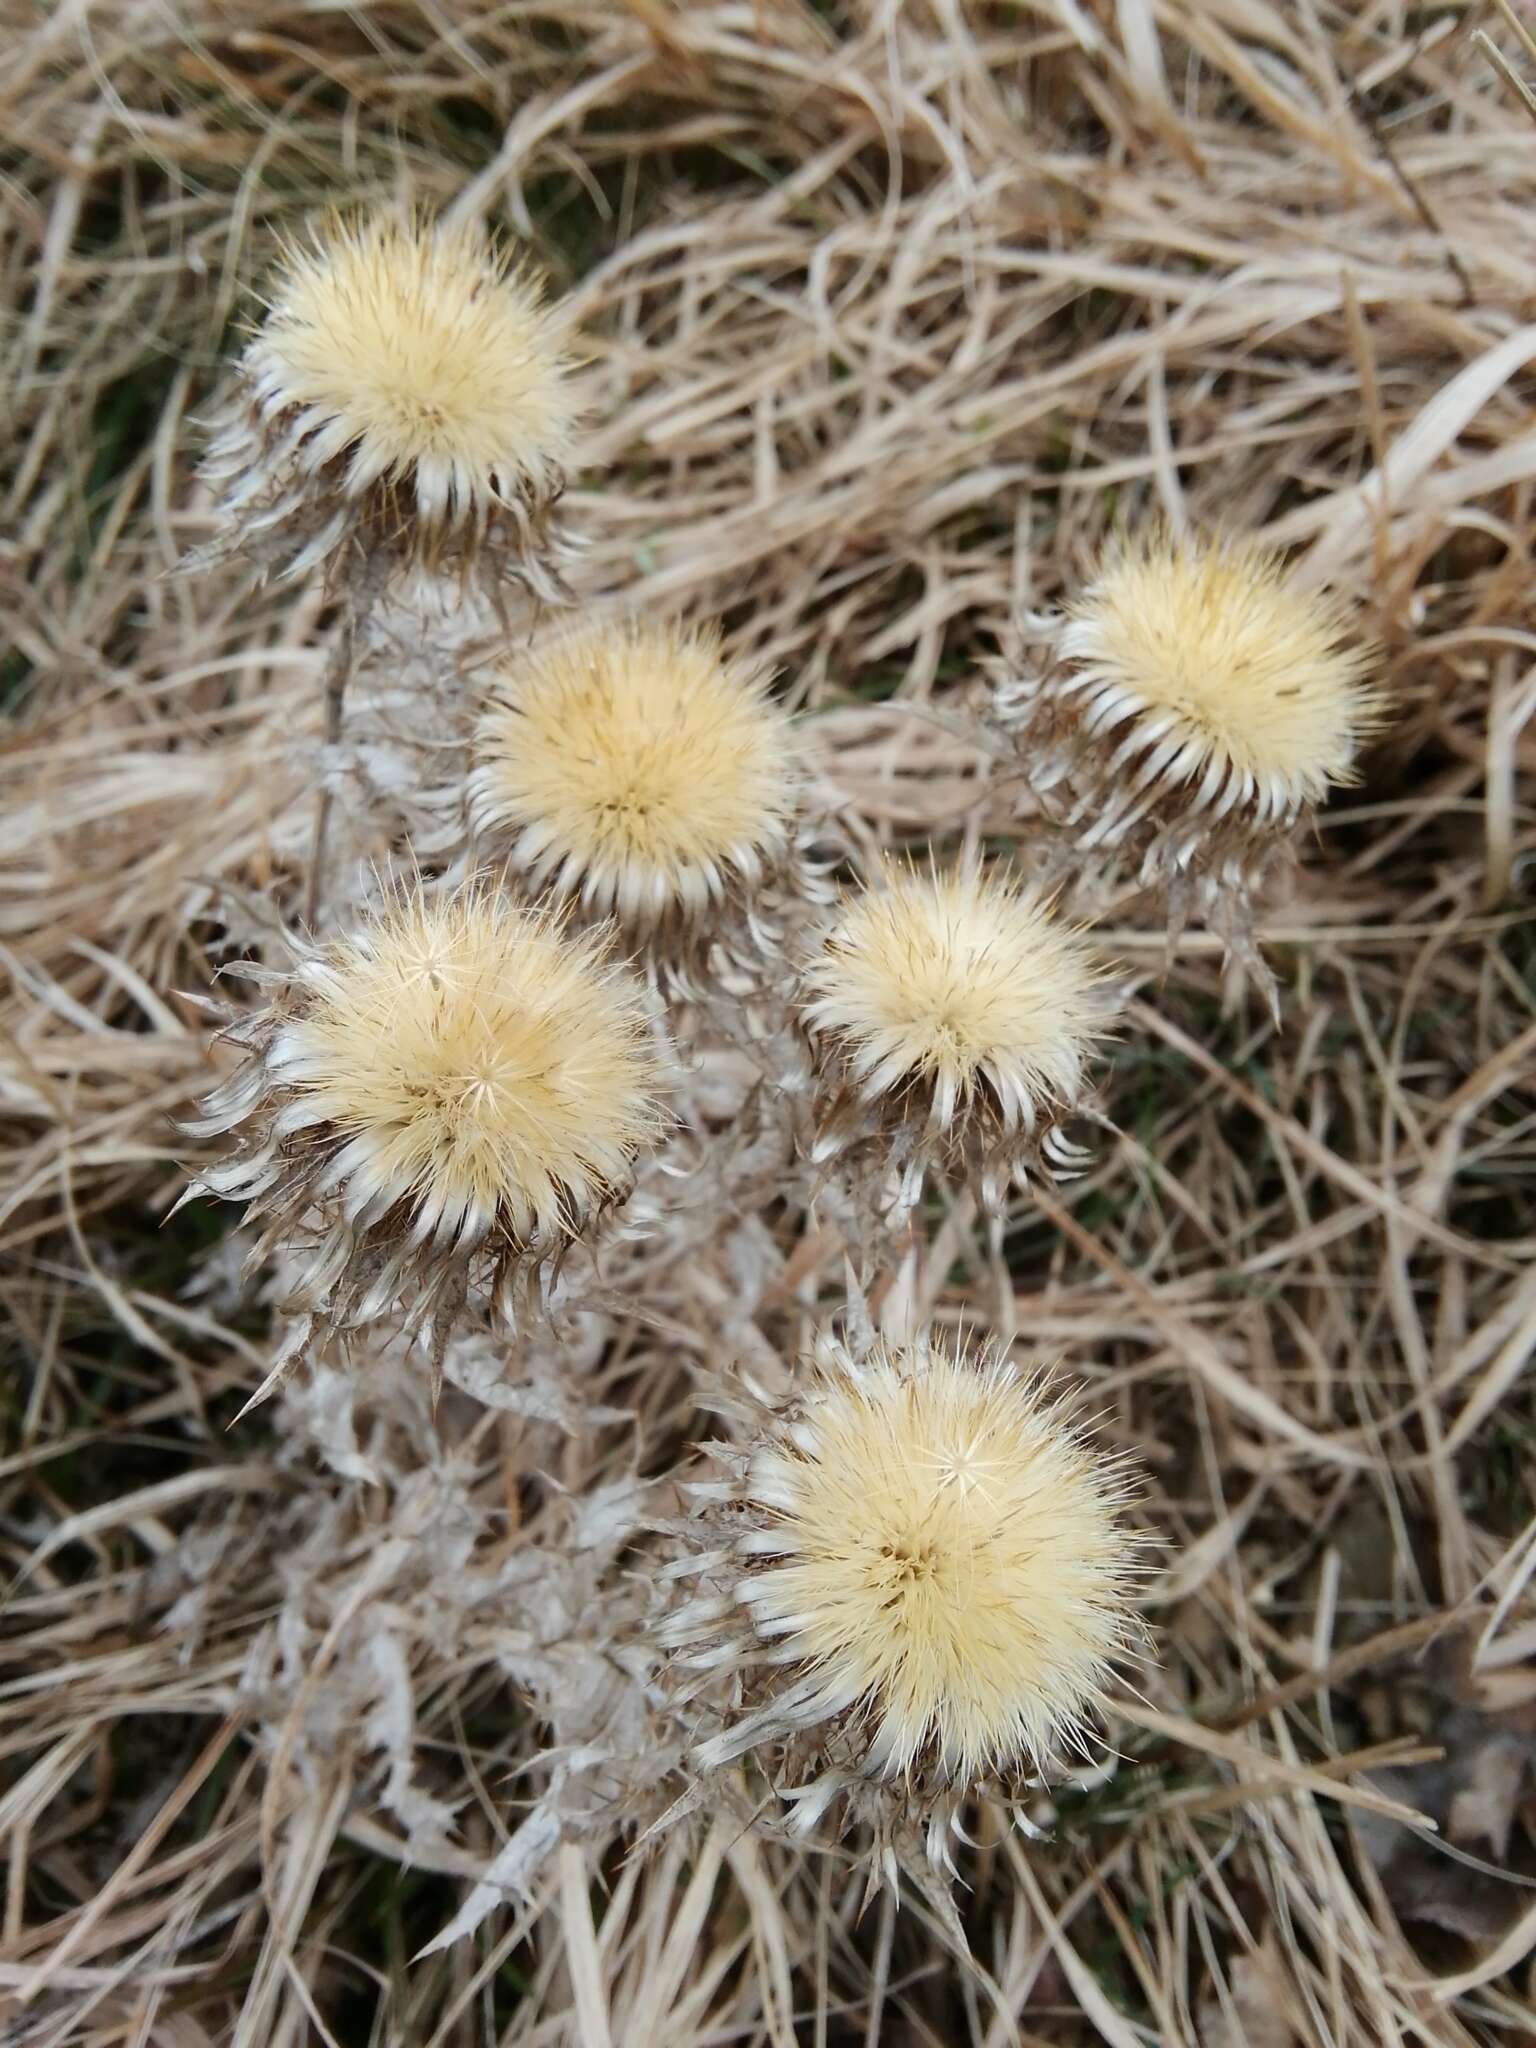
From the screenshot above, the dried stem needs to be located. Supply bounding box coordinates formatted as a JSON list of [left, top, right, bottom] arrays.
[[303, 593, 361, 932]]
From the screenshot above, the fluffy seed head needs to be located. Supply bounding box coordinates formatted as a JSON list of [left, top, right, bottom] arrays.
[[799, 864, 1105, 1205], [255, 214, 575, 522], [1058, 530, 1380, 821], [470, 618, 799, 936], [270, 887, 662, 1245], [670, 1336, 1138, 1794], [185, 886, 667, 1365], [988, 531, 1383, 1011], [804, 865, 1099, 1117], [196, 214, 580, 591]]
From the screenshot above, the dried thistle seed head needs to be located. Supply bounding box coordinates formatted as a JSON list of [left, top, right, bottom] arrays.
[[800, 863, 1107, 1211], [662, 1335, 1139, 1816], [469, 618, 803, 980], [196, 214, 580, 596], [1060, 531, 1379, 821], [184, 885, 667, 1376], [992, 531, 1382, 986]]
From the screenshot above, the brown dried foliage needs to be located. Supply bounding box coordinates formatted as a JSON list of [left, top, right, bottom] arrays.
[[4, 3, 1536, 2044]]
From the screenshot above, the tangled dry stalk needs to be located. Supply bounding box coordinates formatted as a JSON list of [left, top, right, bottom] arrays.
[[4, 3, 1536, 2043]]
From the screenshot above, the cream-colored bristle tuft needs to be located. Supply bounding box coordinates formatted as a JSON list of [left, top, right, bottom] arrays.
[[1058, 531, 1380, 825], [470, 616, 805, 983], [182, 884, 667, 1379], [991, 530, 1383, 1003], [195, 213, 581, 598], [799, 862, 1108, 1216], [659, 1333, 1140, 1838]]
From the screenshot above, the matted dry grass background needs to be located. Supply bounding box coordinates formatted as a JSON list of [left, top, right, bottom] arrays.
[[5, 2, 1536, 2043]]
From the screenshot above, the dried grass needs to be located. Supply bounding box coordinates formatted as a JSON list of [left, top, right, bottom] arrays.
[[4, 2, 1536, 2042]]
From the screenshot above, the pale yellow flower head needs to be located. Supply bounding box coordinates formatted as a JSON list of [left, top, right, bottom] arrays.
[[251, 213, 577, 524], [667, 1334, 1139, 1800], [197, 213, 581, 592], [802, 863, 1103, 1141], [471, 618, 799, 933], [989, 529, 1383, 1011], [1060, 530, 1381, 826], [186, 884, 668, 1372], [270, 886, 664, 1247]]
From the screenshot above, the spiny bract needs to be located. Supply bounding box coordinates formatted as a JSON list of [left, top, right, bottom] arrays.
[[667, 1334, 1139, 1797], [470, 617, 799, 932]]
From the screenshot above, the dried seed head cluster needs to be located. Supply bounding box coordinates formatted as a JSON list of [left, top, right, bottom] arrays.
[[800, 863, 1107, 1213], [470, 618, 804, 986], [173, 205, 1183, 1915], [992, 530, 1380, 970], [184, 885, 666, 1374], [197, 215, 580, 598], [661, 1335, 1138, 1852]]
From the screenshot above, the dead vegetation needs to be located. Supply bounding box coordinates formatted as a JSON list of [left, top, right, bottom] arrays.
[[4, 2, 1536, 2042]]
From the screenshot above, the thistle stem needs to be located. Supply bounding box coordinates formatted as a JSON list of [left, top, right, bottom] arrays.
[[303, 597, 360, 932]]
